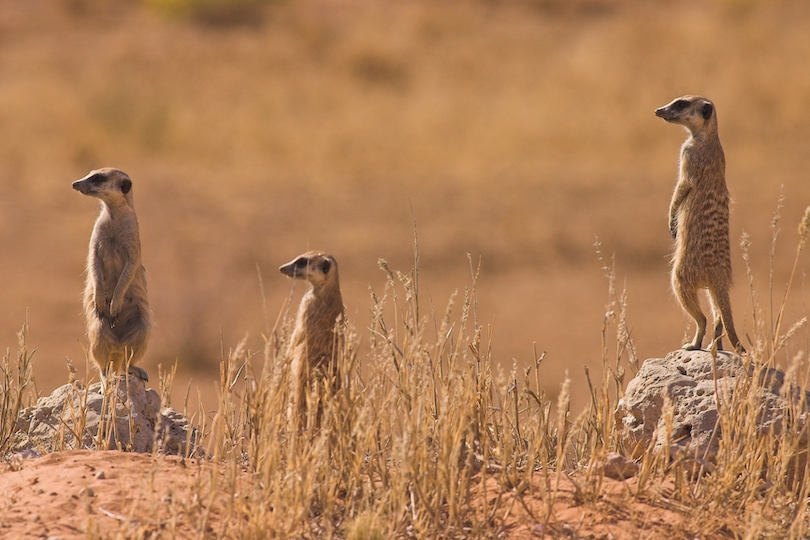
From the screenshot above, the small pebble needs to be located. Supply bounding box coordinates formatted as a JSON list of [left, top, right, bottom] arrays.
[[603, 452, 639, 480], [94, 470, 106, 480]]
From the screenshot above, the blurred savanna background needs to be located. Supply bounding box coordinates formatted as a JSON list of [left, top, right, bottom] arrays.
[[1, 0, 809, 412]]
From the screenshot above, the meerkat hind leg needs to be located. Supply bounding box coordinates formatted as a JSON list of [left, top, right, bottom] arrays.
[[709, 287, 746, 355], [675, 282, 707, 351], [711, 316, 725, 351]]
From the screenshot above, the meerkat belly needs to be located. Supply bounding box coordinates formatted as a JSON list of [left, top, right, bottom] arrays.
[[97, 227, 132, 274], [678, 188, 731, 283]]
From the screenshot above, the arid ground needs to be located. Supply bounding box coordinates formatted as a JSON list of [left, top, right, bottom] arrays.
[[0, 450, 698, 539]]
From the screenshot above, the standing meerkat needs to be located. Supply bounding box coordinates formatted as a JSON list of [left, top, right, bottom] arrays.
[[73, 168, 152, 383], [279, 251, 345, 426], [655, 95, 745, 354]]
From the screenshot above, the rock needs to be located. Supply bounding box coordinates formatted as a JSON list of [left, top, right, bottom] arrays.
[[10, 376, 199, 456], [602, 452, 638, 480], [615, 349, 810, 464]]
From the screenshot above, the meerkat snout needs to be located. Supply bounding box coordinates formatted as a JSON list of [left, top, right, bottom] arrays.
[[655, 96, 715, 133], [73, 169, 133, 198], [279, 253, 334, 287]]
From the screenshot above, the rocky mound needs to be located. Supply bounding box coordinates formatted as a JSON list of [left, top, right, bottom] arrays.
[[616, 349, 810, 463], [10, 376, 198, 457]]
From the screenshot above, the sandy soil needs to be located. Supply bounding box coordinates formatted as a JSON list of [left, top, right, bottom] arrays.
[[0, 450, 242, 539], [0, 450, 709, 540]]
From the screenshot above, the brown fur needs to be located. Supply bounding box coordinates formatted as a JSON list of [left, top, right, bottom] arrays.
[[280, 251, 345, 427], [73, 168, 152, 382], [655, 95, 745, 354]]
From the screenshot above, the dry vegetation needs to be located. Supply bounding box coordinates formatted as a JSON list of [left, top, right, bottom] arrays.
[[2, 0, 810, 537]]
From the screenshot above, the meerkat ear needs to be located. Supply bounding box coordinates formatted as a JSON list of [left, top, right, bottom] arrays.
[[322, 259, 331, 274], [701, 102, 714, 120], [121, 179, 132, 194]]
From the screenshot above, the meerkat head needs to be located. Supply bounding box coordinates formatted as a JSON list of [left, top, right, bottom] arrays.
[[280, 251, 339, 290], [72, 168, 134, 207], [655, 95, 716, 135]]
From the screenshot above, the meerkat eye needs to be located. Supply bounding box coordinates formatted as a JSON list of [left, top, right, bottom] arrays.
[[321, 260, 331, 274], [295, 258, 308, 269], [90, 174, 105, 185], [673, 100, 689, 110]]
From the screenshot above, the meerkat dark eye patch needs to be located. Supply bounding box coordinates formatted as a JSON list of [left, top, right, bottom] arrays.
[[121, 179, 132, 194], [295, 258, 308, 269], [90, 174, 105, 185], [673, 99, 689, 110], [322, 260, 331, 274], [701, 103, 713, 120]]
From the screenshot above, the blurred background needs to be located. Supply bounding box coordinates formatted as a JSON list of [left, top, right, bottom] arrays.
[[1, 0, 809, 411]]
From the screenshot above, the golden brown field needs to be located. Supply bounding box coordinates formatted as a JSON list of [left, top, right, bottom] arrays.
[[1, 0, 809, 414]]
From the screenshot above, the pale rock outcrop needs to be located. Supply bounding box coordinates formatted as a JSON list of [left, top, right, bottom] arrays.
[[10, 376, 197, 456], [616, 349, 809, 463]]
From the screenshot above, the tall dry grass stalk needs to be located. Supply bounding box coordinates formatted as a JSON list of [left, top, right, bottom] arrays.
[[0, 314, 36, 455]]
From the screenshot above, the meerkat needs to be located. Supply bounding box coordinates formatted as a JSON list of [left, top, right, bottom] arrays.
[[73, 168, 152, 383], [279, 251, 345, 427], [655, 95, 745, 354]]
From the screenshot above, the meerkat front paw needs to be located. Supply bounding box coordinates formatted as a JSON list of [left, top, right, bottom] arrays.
[[95, 296, 106, 316], [109, 299, 120, 318]]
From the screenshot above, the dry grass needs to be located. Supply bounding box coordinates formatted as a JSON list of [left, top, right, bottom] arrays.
[[0, 315, 36, 456]]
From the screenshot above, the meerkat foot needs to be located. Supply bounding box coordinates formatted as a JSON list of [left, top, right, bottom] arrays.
[[683, 343, 703, 351], [128, 366, 149, 382]]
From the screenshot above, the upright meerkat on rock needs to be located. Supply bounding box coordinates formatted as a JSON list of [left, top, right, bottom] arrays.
[[656, 95, 745, 354], [73, 168, 152, 383], [280, 251, 345, 427]]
